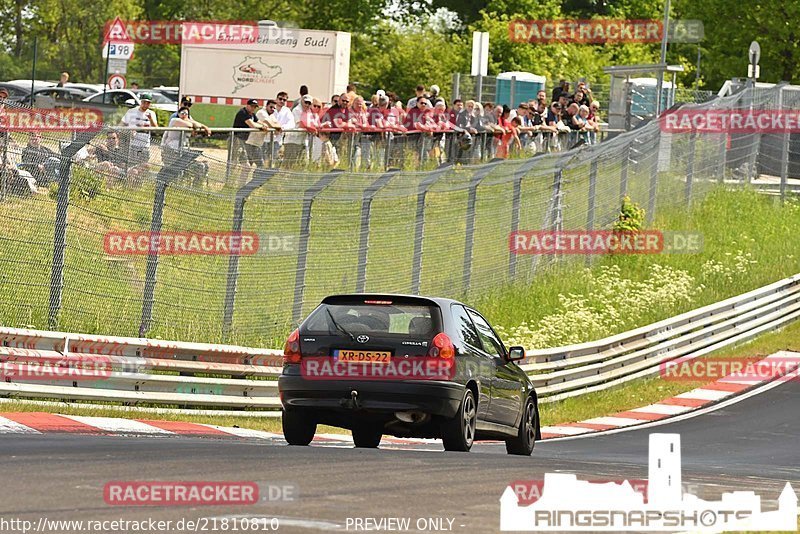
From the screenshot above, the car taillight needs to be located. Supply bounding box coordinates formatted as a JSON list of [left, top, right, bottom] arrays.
[[428, 332, 455, 360], [283, 329, 301, 364]]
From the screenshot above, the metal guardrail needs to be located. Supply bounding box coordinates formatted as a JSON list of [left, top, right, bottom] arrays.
[[1, 272, 799, 410]]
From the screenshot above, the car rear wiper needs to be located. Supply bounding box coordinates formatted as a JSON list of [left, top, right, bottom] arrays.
[[326, 308, 356, 341]]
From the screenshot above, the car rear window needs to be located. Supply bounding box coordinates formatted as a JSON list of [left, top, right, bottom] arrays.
[[303, 301, 440, 338]]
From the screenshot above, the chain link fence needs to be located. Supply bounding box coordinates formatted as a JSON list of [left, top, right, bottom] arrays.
[[1, 84, 798, 348]]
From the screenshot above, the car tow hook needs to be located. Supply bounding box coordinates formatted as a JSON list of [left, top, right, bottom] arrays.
[[340, 390, 361, 409]]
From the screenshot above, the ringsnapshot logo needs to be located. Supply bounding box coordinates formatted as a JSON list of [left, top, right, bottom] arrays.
[[0, 108, 103, 132], [509, 480, 701, 505], [103, 481, 297, 506], [509, 230, 702, 255], [660, 356, 800, 382], [509, 19, 703, 44], [661, 109, 800, 134]]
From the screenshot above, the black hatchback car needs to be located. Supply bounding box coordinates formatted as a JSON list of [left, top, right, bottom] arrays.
[[278, 294, 540, 455]]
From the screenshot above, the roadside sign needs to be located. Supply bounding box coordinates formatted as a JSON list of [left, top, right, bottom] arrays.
[[103, 16, 134, 59], [107, 58, 128, 74], [102, 42, 134, 60], [103, 16, 132, 44], [108, 74, 126, 90]]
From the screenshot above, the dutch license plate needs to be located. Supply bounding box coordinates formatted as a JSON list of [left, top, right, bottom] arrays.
[[335, 350, 391, 363]]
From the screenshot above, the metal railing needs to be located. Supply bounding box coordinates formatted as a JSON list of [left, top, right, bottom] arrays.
[[1, 272, 798, 409]]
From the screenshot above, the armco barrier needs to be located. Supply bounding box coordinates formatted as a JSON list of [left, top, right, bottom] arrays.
[[0, 329, 283, 409], [1, 272, 799, 409]]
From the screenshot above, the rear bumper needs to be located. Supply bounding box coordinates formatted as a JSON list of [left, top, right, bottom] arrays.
[[278, 372, 464, 418]]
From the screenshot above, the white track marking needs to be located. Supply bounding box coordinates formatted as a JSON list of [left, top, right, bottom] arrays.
[[719, 378, 761, 385], [58, 415, 173, 434], [314, 433, 354, 442], [582, 416, 647, 427], [0, 415, 40, 434], [631, 403, 692, 415], [675, 388, 731, 401], [539, 425, 594, 436], [198, 424, 283, 439]]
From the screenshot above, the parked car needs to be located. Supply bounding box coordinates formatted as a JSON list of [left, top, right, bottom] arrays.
[[278, 294, 540, 455], [21, 87, 95, 108], [83, 89, 178, 112], [63, 83, 105, 95], [152, 86, 180, 103], [0, 82, 31, 103]]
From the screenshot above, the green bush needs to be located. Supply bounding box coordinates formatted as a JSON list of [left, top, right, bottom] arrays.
[[49, 166, 104, 202], [613, 195, 646, 232]]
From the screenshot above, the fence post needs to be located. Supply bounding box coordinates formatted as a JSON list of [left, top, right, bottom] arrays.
[[48, 131, 98, 329], [267, 131, 275, 169], [777, 85, 789, 204], [139, 150, 201, 337], [292, 169, 344, 323], [355, 170, 399, 293], [452, 72, 461, 102], [647, 139, 659, 225], [530, 166, 564, 279], [222, 168, 278, 339], [585, 159, 598, 267], [718, 133, 728, 183], [685, 131, 696, 206], [0, 135, 8, 201], [411, 164, 453, 294], [619, 143, 630, 200], [462, 160, 503, 293], [510, 76, 517, 107], [225, 131, 234, 183], [508, 156, 541, 281]]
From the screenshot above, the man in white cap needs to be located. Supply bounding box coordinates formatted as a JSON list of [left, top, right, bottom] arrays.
[[283, 94, 313, 167], [429, 84, 446, 109], [121, 92, 158, 171]]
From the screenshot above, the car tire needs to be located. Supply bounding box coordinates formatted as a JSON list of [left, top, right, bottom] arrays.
[[441, 388, 477, 452], [352, 424, 382, 448], [282, 409, 316, 446], [506, 396, 537, 456]]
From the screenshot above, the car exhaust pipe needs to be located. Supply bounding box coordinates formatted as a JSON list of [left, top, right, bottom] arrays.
[[340, 390, 361, 409], [395, 411, 428, 424]]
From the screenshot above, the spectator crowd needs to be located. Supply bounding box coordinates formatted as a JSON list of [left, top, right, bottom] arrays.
[[229, 79, 603, 172], [0, 79, 604, 197]]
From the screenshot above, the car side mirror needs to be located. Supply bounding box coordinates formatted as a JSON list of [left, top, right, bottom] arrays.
[[507, 346, 525, 362]]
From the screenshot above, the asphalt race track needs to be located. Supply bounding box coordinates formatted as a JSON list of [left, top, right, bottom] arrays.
[[1, 379, 798, 533]]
